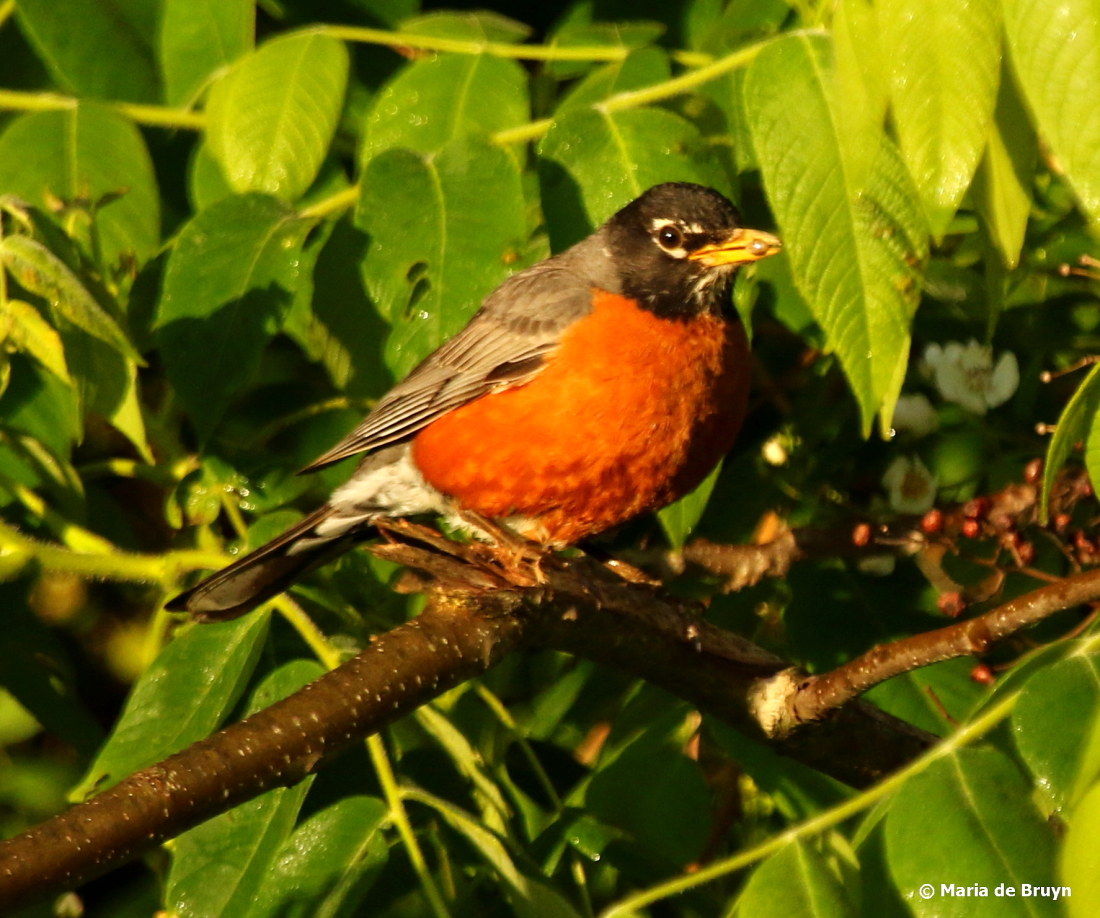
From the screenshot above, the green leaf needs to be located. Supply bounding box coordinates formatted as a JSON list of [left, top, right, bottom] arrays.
[[832, 0, 887, 185], [0, 234, 143, 364], [1040, 362, 1100, 523], [1060, 778, 1100, 918], [206, 31, 348, 201], [399, 10, 531, 43], [1012, 641, 1100, 812], [406, 787, 583, 918], [0, 105, 160, 265], [885, 747, 1059, 917], [406, 787, 527, 892], [0, 354, 81, 459], [0, 298, 71, 385], [155, 193, 313, 440], [14, 0, 160, 102], [282, 217, 392, 399], [972, 69, 1037, 270], [538, 106, 728, 251], [546, 20, 664, 79], [1004, 0, 1100, 225], [356, 136, 527, 378], [878, 0, 1001, 235], [554, 46, 671, 114], [359, 51, 528, 165], [743, 33, 927, 435], [737, 839, 855, 918], [0, 581, 102, 759], [244, 796, 388, 918], [165, 659, 323, 918], [658, 459, 722, 549], [72, 613, 270, 800], [584, 733, 710, 866], [61, 329, 152, 461], [159, 0, 254, 107], [188, 140, 236, 212], [416, 703, 510, 829]]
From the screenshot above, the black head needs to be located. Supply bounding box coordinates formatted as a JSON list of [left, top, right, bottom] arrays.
[[600, 183, 781, 319]]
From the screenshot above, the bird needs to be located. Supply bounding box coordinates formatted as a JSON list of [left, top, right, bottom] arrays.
[[167, 182, 782, 620]]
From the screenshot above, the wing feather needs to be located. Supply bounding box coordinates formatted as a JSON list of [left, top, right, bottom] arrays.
[[300, 257, 595, 473]]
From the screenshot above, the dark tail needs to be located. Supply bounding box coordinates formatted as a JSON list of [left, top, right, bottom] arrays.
[[165, 507, 365, 621]]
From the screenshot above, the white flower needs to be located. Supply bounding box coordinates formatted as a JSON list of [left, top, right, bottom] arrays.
[[761, 434, 788, 466], [921, 340, 1019, 415], [882, 455, 937, 514], [891, 393, 939, 437]]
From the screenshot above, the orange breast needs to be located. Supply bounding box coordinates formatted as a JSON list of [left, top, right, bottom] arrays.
[[411, 290, 750, 545]]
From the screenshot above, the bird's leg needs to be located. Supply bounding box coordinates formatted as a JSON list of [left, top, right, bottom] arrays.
[[451, 507, 552, 584]]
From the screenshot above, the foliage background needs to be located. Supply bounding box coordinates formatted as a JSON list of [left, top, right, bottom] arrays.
[[2, 0, 1100, 915]]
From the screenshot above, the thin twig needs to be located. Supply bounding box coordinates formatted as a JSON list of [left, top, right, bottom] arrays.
[[782, 566, 1100, 728]]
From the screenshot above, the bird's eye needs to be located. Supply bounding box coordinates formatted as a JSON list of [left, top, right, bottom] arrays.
[[657, 225, 684, 250]]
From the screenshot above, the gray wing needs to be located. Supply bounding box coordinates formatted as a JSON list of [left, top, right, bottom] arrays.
[[300, 257, 595, 472]]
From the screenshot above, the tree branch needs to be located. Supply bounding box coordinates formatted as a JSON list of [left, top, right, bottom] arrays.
[[783, 565, 1100, 726], [0, 525, 933, 912]]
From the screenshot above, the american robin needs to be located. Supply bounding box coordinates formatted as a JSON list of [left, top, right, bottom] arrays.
[[168, 182, 781, 620]]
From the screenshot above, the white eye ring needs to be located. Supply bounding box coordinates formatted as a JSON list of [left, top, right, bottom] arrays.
[[657, 225, 684, 250]]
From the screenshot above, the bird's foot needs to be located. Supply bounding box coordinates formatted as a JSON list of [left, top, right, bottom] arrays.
[[452, 508, 552, 586]]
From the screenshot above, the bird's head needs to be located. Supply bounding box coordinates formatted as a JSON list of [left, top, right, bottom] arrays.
[[602, 182, 782, 318]]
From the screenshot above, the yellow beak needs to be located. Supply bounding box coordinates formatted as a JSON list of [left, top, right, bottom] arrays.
[[688, 227, 783, 268]]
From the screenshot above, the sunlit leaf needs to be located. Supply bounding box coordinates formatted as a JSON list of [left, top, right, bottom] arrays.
[[744, 33, 927, 434], [737, 838, 855, 918], [1004, 0, 1100, 225], [206, 31, 348, 201], [0, 105, 160, 266], [885, 747, 1058, 917], [1040, 362, 1100, 523], [0, 234, 143, 364], [1012, 639, 1100, 812], [155, 193, 313, 439], [538, 105, 728, 251], [554, 47, 670, 114], [1061, 778, 1100, 918], [972, 70, 1037, 270], [0, 299, 71, 385], [160, 0, 254, 106], [357, 135, 526, 378], [399, 10, 531, 42], [360, 51, 528, 165], [878, 0, 1001, 235]]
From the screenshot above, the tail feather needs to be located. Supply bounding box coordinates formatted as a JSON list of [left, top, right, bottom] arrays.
[[166, 507, 366, 621]]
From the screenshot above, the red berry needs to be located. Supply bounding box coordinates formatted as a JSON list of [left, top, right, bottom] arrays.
[[1018, 541, 1035, 565], [852, 522, 872, 547], [937, 591, 966, 617], [921, 509, 943, 533], [1054, 513, 1071, 531], [1024, 458, 1043, 484], [962, 519, 980, 539], [970, 664, 995, 685]]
